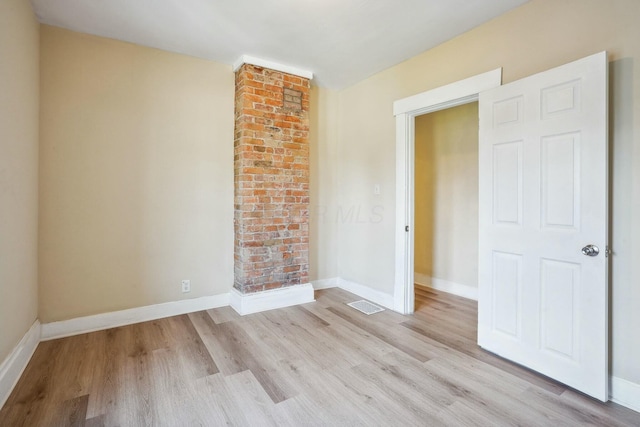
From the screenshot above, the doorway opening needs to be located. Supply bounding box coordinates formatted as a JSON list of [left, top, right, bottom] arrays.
[[392, 69, 502, 315], [413, 102, 479, 310]]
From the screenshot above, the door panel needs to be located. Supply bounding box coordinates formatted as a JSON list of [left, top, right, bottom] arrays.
[[492, 251, 522, 338], [541, 132, 580, 229], [478, 52, 608, 401], [540, 258, 579, 360], [493, 141, 523, 225]]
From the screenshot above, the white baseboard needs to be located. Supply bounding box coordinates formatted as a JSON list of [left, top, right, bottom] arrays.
[[610, 376, 640, 413], [41, 293, 230, 341], [311, 277, 339, 290], [337, 278, 395, 310], [230, 283, 315, 316], [0, 320, 41, 409], [414, 273, 478, 301]]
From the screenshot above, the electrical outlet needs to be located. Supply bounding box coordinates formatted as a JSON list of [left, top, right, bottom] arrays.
[[181, 280, 191, 293]]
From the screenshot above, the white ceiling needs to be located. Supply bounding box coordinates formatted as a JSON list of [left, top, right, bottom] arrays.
[[30, 0, 528, 89]]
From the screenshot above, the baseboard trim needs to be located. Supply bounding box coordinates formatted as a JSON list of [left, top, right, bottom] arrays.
[[230, 283, 315, 316], [41, 293, 230, 341], [311, 277, 339, 290], [0, 320, 41, 409], [337, 278, 395, 310], [610, 376, 640, 413], [414, 273, 478, 301]]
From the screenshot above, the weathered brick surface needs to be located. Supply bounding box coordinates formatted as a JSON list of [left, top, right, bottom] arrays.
[[234, 64, 310, 294]]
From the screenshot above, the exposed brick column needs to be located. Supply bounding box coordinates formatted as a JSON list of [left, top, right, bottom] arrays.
[[234, 64, 310, 294]]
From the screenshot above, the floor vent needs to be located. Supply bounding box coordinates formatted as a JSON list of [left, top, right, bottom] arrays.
[[347, 300, 385, 315]]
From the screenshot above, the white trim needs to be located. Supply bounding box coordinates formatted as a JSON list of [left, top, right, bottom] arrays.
[[311, 277, 339, 290], [393, 69, 502, 315], [0, 320, 41, 409], [610, 376, 640, 413], [233, 55, 313, 80], [414, 273, 478, 301], [41, 294, 230, 341], [394, 112, 415, 314], [230, 284, 315, 316], [393, 69, 502, 116], [338, 278, 395, 310]]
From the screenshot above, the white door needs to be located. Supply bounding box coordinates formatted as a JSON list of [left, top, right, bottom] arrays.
[[478, 52, 608, 401]]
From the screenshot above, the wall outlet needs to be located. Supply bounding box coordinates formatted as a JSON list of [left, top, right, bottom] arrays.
[[181, 280, 191, 293]]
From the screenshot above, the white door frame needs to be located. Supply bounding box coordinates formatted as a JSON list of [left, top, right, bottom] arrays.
[[392, 69, 503, 314]]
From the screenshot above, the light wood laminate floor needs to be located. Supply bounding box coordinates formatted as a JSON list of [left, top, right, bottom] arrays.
[[1, 286, 638, 426]]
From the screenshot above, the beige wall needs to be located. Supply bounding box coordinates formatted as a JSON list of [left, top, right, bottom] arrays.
[[309, 86, 339, 281], [414, 103, 479, 288], [0, 0, 40, 363], [39, 26, 235, 322], [337, 0, 640, 385]]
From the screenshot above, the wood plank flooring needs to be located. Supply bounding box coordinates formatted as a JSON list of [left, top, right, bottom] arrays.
[[1, 286, 638, 426]]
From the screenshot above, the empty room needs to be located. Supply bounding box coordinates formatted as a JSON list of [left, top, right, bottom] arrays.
[[1, 0, 639, 425]]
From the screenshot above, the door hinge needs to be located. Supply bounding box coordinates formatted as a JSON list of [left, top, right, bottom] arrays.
[[405, 225, 409, 232]]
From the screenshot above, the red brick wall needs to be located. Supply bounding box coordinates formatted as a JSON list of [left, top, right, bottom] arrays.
[[234, 64, 310, 294]]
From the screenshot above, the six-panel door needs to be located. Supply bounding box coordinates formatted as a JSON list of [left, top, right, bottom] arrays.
[[478, 52, 609, 401]]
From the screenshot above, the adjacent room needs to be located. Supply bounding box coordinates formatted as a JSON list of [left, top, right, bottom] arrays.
[[414, 102, 480, 305], [1, 0, 640, 424]]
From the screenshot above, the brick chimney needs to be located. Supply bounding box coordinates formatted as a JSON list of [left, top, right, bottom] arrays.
[[231, 59, 314, 314]]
